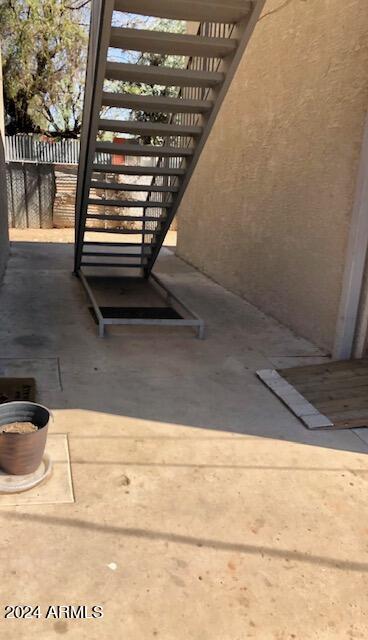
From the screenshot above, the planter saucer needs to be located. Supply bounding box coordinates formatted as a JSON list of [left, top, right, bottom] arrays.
[[0, 455, 52, 493]]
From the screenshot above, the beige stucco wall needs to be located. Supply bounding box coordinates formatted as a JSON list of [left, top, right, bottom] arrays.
[[177, 0, 368, 350]]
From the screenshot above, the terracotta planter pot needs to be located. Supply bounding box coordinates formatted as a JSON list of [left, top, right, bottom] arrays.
[[0, 402, 50, 475]]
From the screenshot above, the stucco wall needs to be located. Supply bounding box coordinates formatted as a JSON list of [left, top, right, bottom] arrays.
[[176, 0, 368, 350]]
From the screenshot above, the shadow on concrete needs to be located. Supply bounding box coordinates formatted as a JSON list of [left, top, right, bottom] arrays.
[[2, 510, 368, 573], [2, 239, 368, 455]]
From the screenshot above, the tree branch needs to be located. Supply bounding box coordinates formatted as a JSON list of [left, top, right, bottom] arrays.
[[258, 0, 295, 22], [65, 0, 91, 9]]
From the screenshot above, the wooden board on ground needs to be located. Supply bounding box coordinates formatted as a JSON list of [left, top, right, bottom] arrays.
[[257, 360, 368, 430], [0, 378, 36, 404]]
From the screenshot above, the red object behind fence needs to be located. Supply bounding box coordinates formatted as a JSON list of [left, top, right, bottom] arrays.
[[112, 137, 127, 165]]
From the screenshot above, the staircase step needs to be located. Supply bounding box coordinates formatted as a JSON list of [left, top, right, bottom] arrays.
[[101, 92, 212, 114], [95, 141, 193, 157], [87, 214, 161, 222], [88, 198, 170, 208], [98, 119, 202, 138], [83, 241, 152, 247], [83, 251, 143, 257], [114, 0, 252, 24], [91, 181, 178, 193], [85, 227, 157, 235], [92, 164, 185, 176], [81, 262, 143, 268], [110, 27, 237, 58], [105, 61, 224, 88]]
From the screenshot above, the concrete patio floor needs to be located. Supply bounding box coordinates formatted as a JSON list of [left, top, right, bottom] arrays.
[[1, 229, 368, 639]]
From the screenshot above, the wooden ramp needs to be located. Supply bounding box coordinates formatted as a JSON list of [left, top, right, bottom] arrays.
[[257, 360, 368, 430]]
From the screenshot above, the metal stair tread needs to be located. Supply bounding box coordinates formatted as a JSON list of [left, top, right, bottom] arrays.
[[110, 26, 237, 58], [90, 181, 178, 193], [83, 251, 143, 257], [92, 164, 186, 177], [81, 262, 143, 268], [98, 119, 202, 137], [86, 213, 162, 222], [114, 0, 252, 23], [105, 61, 224, 87], [83, 241, 153, 247], [85, 227, 158, 235], [87, 198, 170, 208], [95, 141, 193, 157], [101, 91, 212, 113]]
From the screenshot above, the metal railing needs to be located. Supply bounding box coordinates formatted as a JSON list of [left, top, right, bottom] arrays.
[[5, 135, 80, 164], [5, 134, 111, 165]]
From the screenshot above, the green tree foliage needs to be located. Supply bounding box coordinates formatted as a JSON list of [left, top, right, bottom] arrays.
[[0, 0, 88, 137]]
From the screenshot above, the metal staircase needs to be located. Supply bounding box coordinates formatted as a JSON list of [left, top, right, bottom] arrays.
[[75, 0, 265, 279]]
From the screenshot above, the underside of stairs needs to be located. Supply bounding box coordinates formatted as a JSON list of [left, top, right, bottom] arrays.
[[74, 0, 265, 279]]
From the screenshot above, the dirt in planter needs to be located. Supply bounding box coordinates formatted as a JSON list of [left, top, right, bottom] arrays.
[[0, 421, 38, 434]]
